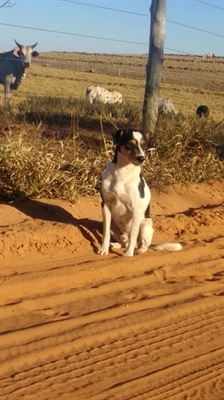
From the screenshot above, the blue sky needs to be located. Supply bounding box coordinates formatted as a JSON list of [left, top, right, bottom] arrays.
[[0, 0, 223, 56]]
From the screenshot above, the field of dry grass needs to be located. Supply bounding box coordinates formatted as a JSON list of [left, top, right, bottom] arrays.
[[3, 53, 224, 121], [0, 53, 223, 202], [1, 107, 223, 201], [35, 52, 224, 91]]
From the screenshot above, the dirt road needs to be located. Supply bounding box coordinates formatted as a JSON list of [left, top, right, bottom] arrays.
[[0, 181, 223, 399]]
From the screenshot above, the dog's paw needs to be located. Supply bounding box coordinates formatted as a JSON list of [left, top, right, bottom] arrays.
[[97, 246, 109, 256], [123, 248, 134, 257], [135, 246, 148, 255]]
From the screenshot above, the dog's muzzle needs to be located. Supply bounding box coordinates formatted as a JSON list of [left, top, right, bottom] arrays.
[[135, 155, 145, 164]]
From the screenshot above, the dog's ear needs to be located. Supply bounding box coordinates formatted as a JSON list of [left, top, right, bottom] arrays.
[[112, 129, 124, 145]]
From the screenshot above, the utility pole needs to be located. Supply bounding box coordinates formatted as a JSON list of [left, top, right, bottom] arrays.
[[142, 0, 167, 140]]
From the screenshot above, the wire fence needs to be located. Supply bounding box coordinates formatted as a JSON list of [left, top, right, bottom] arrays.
[[32, 58, 147, 80], [32, 55, 224, 73], [31, 54, 224, 91]]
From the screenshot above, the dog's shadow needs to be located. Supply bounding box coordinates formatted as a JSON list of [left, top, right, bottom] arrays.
[[10, 199, 102, 253]]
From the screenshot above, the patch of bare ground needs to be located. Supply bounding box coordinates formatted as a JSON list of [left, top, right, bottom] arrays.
[[0, 181, 224, 400]]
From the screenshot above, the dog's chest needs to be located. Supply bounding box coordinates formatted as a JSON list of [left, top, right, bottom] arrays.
[[101, 167, 146, 212], [103, 171, 134, 199], [111, 178, 128, 197]]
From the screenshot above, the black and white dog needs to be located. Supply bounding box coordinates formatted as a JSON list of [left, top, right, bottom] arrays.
[[98, 128, 182, 257]]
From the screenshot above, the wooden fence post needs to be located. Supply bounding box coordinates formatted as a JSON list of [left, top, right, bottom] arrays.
[[142, 0, 167, 140]]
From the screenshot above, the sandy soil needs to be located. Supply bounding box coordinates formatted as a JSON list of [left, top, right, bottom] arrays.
[[0, 181, 224, 400]]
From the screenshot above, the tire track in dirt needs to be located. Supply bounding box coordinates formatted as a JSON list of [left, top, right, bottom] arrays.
[[0, 300, 223, 399], [1, 244, 224, 399], [0, 186, 224, 399]]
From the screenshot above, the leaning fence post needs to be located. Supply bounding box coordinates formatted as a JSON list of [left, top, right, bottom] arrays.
[[142, 0, 167, 140]]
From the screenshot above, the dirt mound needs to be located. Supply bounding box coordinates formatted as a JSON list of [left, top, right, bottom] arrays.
[[0, 181, 224, 399]]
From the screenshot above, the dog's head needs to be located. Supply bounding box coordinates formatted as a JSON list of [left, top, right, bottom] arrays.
[[112, 129, 150, 166]]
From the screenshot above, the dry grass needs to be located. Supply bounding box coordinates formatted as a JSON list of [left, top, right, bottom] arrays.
[[0, 53, 223, 202], [0, 102, 223, 202], [35, 52, 224, 92], [2, 53, 224, 121]]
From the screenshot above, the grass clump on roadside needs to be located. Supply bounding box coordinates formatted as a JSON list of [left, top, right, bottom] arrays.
[[145, 115, 224, 187], [16, 96, 142, 129], [0, 99, 223, 202], [0, 129, 110, 201]]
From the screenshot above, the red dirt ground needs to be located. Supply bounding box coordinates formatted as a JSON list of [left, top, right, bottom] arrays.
[[0, 181, 224, 399]]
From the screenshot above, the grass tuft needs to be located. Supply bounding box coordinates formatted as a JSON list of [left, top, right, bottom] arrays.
[[0, 98, 223, 202]]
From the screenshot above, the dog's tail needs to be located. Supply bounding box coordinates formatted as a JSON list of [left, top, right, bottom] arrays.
[[151, 242, 182, 252]]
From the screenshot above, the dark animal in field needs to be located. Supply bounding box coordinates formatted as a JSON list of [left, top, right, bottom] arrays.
[[196, 105, 209, 118], [0, 39, 39, 107]]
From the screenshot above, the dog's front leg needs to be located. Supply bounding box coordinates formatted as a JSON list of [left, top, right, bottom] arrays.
[[123, 214, 141, 257], [98, 203, 111, 255]]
